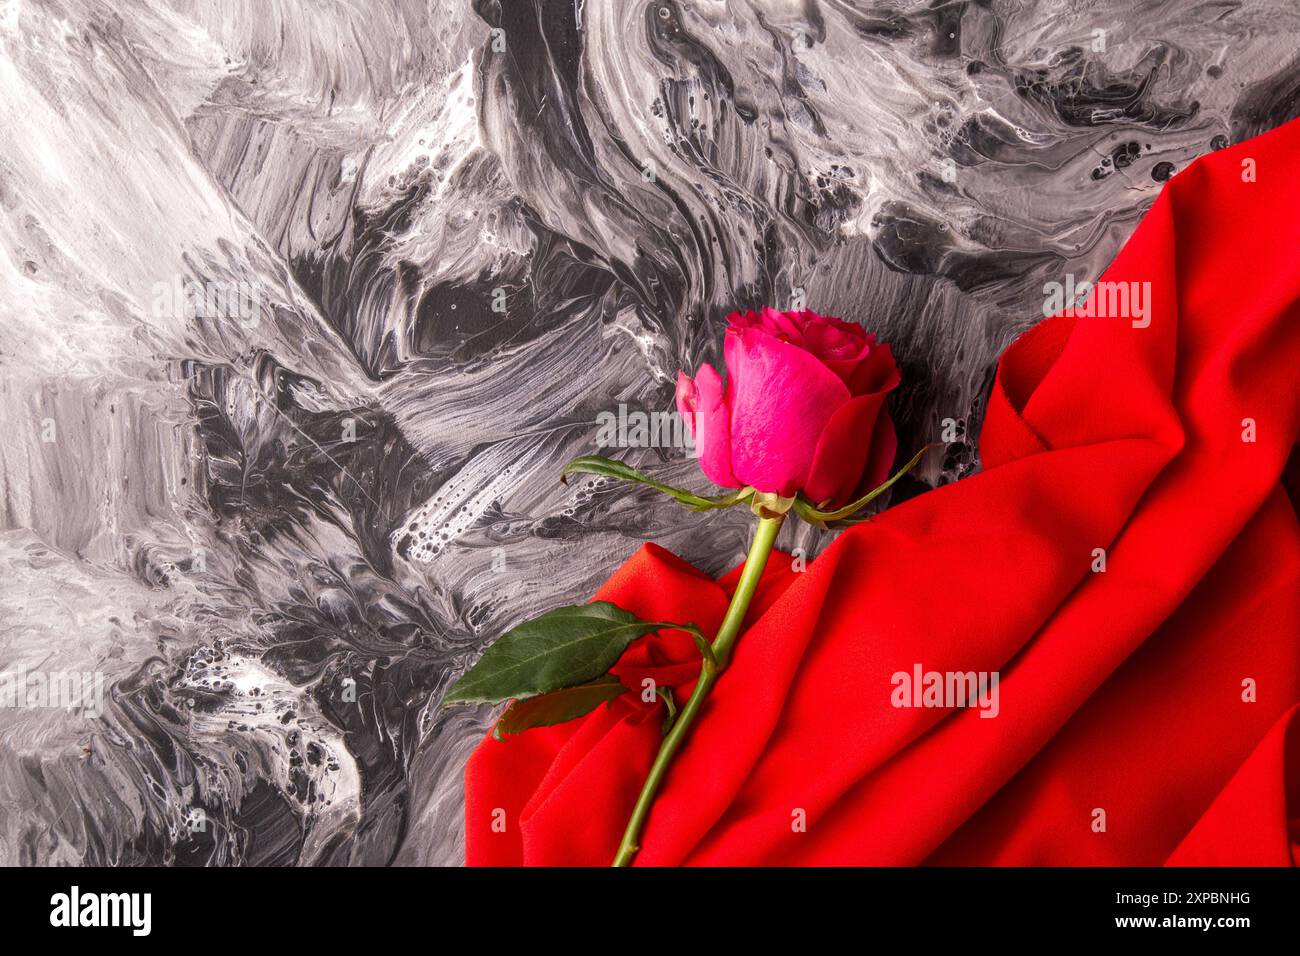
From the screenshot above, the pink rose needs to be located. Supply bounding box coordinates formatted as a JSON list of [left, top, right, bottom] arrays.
[[676, 307, 901, 506]]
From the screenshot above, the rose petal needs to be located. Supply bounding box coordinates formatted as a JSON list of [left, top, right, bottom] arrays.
[[858, 409, 898, 496], [805, 343, 902, 505], [676, 365, 739, 487], [844, 341, 901, 396], [759, 306, 806, 342], [802, 315, 869, 360], [725, 326, 850, 497], [803, 392, 889, 506], [797, 317, 875, 387]]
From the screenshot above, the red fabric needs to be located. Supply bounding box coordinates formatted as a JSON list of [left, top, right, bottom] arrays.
[[464, 119, 1300, 866]]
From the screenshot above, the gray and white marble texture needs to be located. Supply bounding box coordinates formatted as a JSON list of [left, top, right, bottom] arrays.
[[0, 0, 1297, 865]]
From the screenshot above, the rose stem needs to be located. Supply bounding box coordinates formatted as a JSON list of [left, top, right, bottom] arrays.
[[611, 513, 785, 867]]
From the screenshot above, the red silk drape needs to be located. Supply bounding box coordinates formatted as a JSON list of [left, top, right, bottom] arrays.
[[464, 119, 1300, 866]]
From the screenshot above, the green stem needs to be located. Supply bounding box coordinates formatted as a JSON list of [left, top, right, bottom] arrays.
[[611, 514, 785, 866]]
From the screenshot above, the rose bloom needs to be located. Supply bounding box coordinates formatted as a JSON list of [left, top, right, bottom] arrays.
[[676, 308, 901, 507]]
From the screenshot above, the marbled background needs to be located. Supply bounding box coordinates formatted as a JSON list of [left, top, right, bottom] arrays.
[[0, 0, 1297, 865]]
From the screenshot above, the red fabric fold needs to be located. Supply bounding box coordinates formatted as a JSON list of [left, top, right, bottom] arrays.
[[465, 119, 1300, 866]]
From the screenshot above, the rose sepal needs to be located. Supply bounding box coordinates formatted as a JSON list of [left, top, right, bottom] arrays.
[[561, 455, 755, 511], [793, 444, 938, 528], [748, 490, 796, 519]]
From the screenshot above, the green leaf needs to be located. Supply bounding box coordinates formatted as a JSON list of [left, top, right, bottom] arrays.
[[794, 444, 938, 528], [687, 629, 717, 669], [657, 685, 678, 736], [561, 455, 753, 511], [493, 677, 626, 739], [443, 600, 705, 705]]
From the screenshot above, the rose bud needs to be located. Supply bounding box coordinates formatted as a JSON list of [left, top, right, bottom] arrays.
[[676, 307, 901, 507]]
